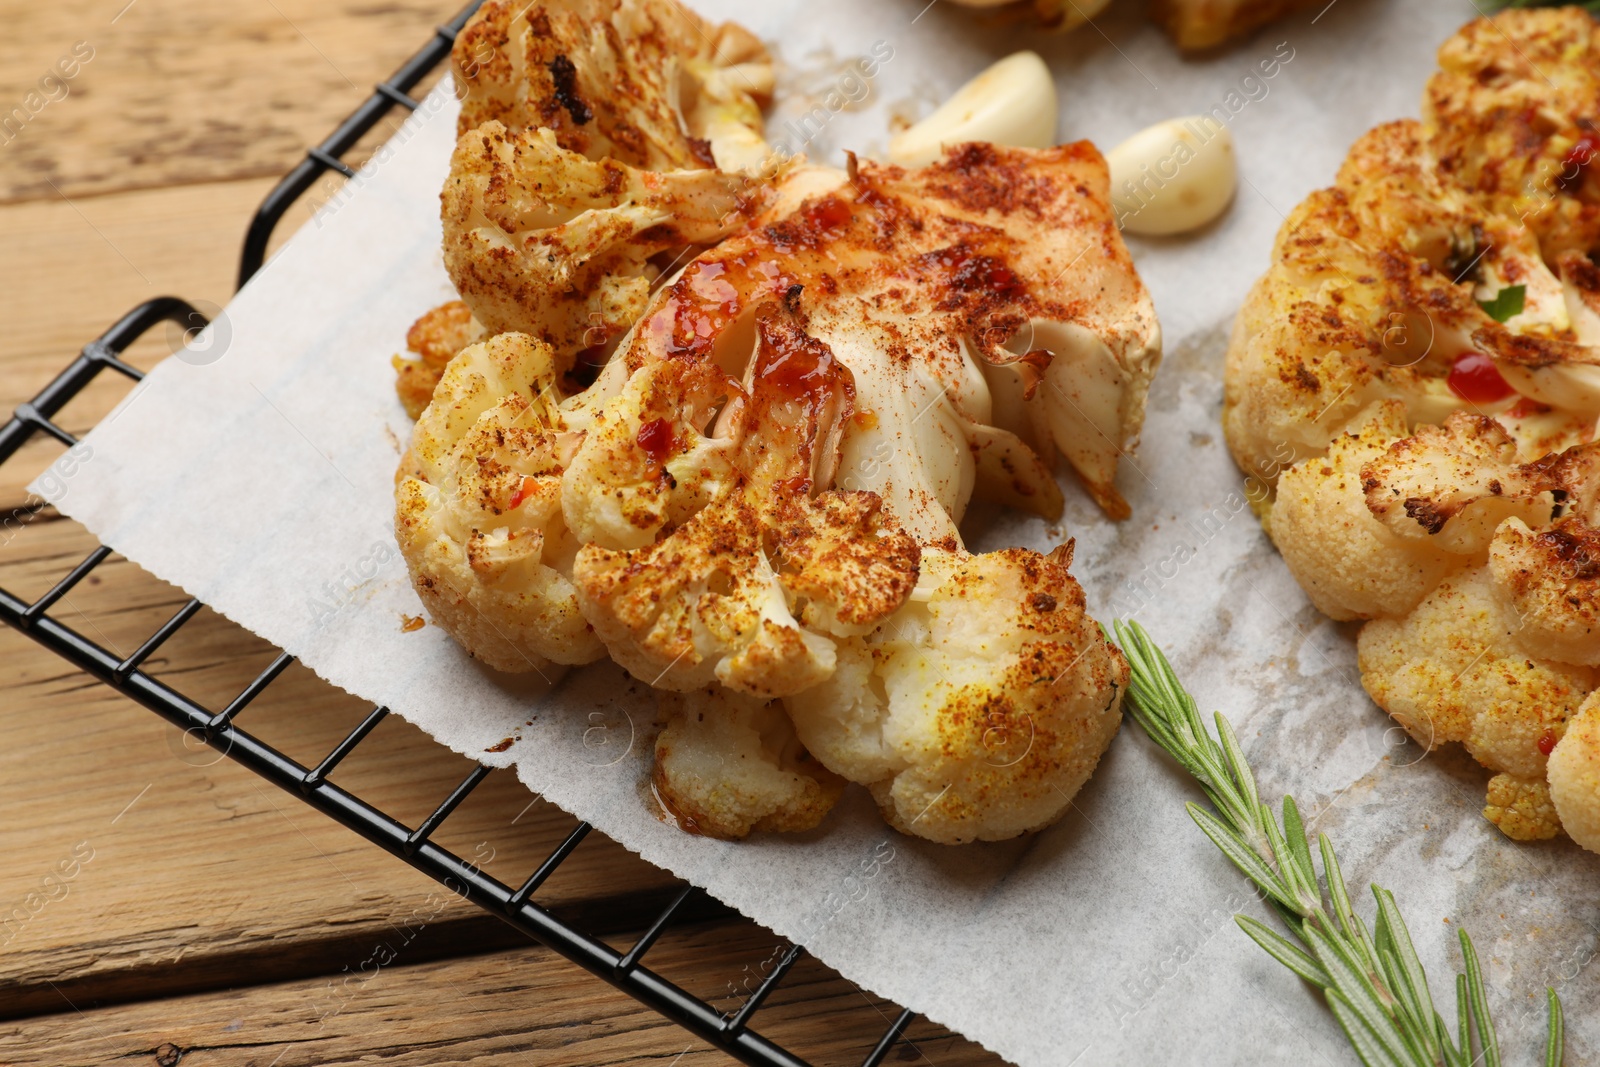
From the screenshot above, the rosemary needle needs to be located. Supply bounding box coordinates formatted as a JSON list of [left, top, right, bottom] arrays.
[[1111, 620, 1564, 1067]]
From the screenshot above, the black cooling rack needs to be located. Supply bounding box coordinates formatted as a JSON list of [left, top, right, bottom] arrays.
[[0, 5, 917, 1064]]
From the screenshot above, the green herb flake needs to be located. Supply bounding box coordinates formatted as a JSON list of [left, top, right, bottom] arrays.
[[1477, 285, 1526, 323]]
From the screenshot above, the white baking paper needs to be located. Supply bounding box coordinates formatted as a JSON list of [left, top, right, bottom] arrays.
[[38, 1, 1600, 1063]]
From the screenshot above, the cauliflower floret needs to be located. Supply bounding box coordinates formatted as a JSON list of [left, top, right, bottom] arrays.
[[1549, 690, 1600, 852], [451, 0, 773, 173], [559, 358, 735, 551], [574, 489, 919, 697], [1483, 772, 1561, 842], [1485, 440, 1600, 666], [654, 687, 844, 839], [1268, 401, 1457, 621], [1357, 566, 1595, 783], [786, 545, 1127, 845], [442, 121, 770, 359], [1360, 413, 1560, 555], [396, 333, 603, 673], [1357, 420, 1600, 665], [1490, 517, 1600, 667], [1223, 120, 1588, 483], [566, 306, 920, 697], [393, 300, 486, 421]]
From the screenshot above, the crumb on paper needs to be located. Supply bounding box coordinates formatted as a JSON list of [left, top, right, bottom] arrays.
[[485, 736, 516, 753], [401, 613, 425, 632], [384, 423, 402, 454]]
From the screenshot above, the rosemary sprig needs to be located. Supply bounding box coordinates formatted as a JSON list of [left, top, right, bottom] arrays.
[[1112, 620, 1564, 1067]]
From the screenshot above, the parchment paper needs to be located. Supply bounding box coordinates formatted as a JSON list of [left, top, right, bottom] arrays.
[[38, 1, 1600, 1063]]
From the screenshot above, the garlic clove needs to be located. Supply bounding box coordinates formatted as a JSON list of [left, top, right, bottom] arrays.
[[888, 51, 1058, 169], [1104, 116, 1237, 236]]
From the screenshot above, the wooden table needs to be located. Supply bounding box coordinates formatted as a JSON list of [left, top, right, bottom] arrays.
[[0, 4, 1002, 1063]]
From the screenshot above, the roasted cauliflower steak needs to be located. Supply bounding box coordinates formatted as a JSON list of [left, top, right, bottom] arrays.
[[1225, 9, 1600, 849], [397, 0, 1158, 844]]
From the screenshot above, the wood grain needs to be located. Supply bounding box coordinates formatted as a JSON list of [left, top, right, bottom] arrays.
[[0, 542, 692, 1020], [0, 920, 997, 1067], [0, 0, 458, 205]]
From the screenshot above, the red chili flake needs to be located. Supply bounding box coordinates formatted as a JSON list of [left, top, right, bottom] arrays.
[[940, 246, 1024, 297], [1555, 134, 1597, 193], [1507, 396, 1550, 419], [636, 417, 675, 462], [1447, 352, 1515, 403], [1538, 730, 1557, 756], [802, 196, 853, 231], [508, 475, 535, 510]]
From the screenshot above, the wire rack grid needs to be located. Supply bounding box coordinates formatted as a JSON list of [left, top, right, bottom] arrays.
[[0, 5, 920, 1065]]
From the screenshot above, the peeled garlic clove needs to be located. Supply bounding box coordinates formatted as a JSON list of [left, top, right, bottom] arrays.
[[888, 51, 1058, 169], [1104, 117, 1236, 236]]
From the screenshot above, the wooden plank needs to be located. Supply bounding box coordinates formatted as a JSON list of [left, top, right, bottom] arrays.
[[0, 168, 689, 1012], [0, 168, 691, 1019], [0, 69, 682, 1029], [0, 925, 1005, 1067], [0, 0, 458, 204], [0, 529, 700, 1020]]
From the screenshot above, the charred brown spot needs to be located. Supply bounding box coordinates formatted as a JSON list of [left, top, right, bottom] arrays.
[[635, 223, 681, 244], [1403, 496, 1451, 534], [1444, 224, 1487, 284], [1537, 526, 1600, 580], [1566, 252, 1600, 295], [548, 54, 592, 125], [687, 136, 716, 168]]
